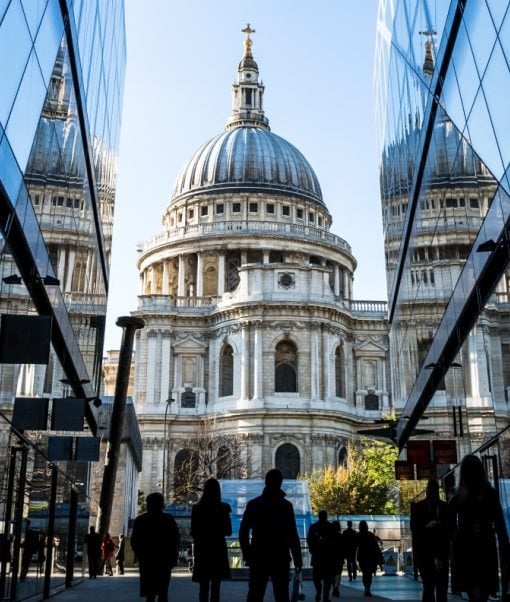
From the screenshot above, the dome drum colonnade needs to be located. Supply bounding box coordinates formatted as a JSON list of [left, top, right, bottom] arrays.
[[133, 25, 390, 496]]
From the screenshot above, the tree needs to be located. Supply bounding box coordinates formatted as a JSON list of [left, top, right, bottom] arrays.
[[172, 421, 247, 504], [303, 439, 399, 514]]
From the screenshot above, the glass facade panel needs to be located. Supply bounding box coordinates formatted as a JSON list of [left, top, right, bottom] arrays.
[[5, 51, 46, 172], [20, 0, 49, 39], [482, 40, 510, 171], [0, 1, 125, 597], [376, 0, 510, 462], [0, 1, 32, 126], [33, 0, 62, 85]]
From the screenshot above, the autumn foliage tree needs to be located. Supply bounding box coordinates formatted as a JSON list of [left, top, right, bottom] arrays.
[[303, 439, 399, 515]]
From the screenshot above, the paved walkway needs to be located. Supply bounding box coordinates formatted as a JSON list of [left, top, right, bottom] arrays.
[[49, 569, 465, 602]]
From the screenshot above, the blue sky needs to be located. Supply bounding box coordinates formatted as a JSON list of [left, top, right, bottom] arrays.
[[105, 0, 386, 350]]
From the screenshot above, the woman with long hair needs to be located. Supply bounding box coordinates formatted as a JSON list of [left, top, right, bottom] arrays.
[[355, 520, 383, 597], [449, 454, 509, 602], [191, 478, 232, 602]]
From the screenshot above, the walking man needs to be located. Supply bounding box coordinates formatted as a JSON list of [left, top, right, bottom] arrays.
[[131, 492, 180, 602], [307, 510, 336, 602], [342, 520, 357, 581], [410, 479, 450, 602], [239, 469, 302, 602], [84, 525, 101, 579]]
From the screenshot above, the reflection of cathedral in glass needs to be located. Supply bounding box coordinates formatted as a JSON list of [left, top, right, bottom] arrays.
[[133, 27, 390, 498], [376, 0, 510, 458], [0, 1, 126, 591]]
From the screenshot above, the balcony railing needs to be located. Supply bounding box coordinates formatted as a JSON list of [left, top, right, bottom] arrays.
[[139, 221, 352, 254], [138, 294, 388, 316], [350, 300, 388, 314]]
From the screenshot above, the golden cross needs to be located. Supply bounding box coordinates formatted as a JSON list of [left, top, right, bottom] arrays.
[[242, 23, 255, 38]]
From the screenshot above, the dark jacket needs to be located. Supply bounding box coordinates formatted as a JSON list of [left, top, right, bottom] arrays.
[[449, 485, 509, 596], [191, 500, 232, 582], [84, 531, 101, 558], [342, 526, 357, 560], [356, 530, 383, 573], [131, 511, 180, 597], [239, 487, 302, 569], [307, 519, 336, 574], [410, 498, 450, 566]]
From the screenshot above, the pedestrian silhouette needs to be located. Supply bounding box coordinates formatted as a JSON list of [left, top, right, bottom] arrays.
[[37, 534, 46, 574], [131, 492, 180, 602], [101, 533, 115, 576], [355, 520, 383, 597], [84, 525, 101, 578], [449, 454, 509, 602], [191, 477, 232, 602], [307, 509, 336, 602], [115, 533, 125, 575], [330, 520, 344, 597], [410, 478, 450, 602], [20, 520, 38, 580], [341, 520, 357, 581], [239, 468, 302, 602]]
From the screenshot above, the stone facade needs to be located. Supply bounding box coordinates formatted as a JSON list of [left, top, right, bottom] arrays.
[[131, 28, 391, 502]]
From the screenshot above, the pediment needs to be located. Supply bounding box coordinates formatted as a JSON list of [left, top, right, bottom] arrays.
[[173, 337, 207, 354], [354, 338, 387, 355]]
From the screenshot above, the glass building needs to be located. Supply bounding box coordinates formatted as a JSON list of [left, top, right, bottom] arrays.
[[375, 0, 510, 493], [0, 1, 125, 598]]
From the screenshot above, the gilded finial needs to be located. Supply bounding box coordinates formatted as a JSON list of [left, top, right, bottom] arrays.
[[241, 23, 255, 58], [419, 30, 436, 78]]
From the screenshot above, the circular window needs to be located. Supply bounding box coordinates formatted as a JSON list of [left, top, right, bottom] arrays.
[[279, 273, 294, 288]]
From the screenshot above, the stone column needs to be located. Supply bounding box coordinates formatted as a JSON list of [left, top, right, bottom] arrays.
[[162, 261, 169, 295], [178, 254, 185, 297], [240, 322, 249, 400], [160, 331, 171, 403], [150, 266, 157, 294], [310, 324, 319, 400], [196, 252, 204, 297], [322, 327, 329, 400], [253, 321, 262, 400], [58, 248, 66, 289], [356, 357, 362, 390], [334, 265, 340, 296], [263, 250, 270, 264], [84, 249, 93, 293], [146, 330, 157, 404], [218, 253, 225, 294], [343, 270, 349, 300], [65, 248, 76, 291]]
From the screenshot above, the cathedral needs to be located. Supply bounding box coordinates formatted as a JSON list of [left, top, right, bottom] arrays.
[[132, 26, 390, 500]]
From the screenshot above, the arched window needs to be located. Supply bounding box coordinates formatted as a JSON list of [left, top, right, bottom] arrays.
[[335, 346, 345, 398], [275, 443, 300, 479], [275, 341, 297, 392], [226, 252, 240, 291], [338, 446, 348, 467], [203, 265, 218, 295], [220, 345, 233, 397], [174, 448, 199, 502]]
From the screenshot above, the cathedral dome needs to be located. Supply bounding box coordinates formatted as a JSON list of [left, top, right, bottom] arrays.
[[171, 127, 323, 205], [170, 24, 323, 207]]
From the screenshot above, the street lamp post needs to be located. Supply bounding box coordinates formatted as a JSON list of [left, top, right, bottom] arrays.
[[162, 398, 175, 499]]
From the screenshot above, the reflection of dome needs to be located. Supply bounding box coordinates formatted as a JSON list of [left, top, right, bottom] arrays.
[[171, 127, 323, 205]]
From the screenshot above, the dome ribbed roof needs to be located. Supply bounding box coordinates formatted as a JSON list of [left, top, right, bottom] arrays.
[[171, 127, 324, 205]]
